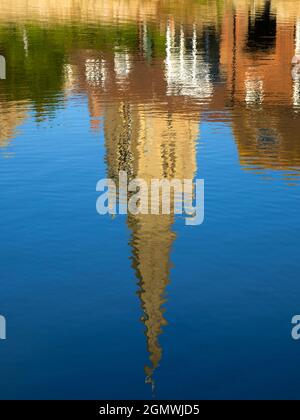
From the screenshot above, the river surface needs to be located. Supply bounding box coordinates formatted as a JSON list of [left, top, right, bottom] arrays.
[[0, 0, 300, 400]]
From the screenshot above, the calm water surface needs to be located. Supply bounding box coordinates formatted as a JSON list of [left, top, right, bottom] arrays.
[[0, 0, 300, 400]]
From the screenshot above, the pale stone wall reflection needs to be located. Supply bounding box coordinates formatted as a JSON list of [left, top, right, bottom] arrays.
[[0, 0, 220, 25], [0, 101, 28, 149], [102, 99, 198, 387]]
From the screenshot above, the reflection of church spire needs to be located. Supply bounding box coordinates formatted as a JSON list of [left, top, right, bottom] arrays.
[[101, 98, 198, 389], [129, 213, 175, 390]]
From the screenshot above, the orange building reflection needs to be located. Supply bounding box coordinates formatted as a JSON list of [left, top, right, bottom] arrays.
[[220, 0, 300, 173]]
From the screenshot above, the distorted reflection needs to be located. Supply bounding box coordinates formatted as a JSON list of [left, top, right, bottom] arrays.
[[246, 0, 277, 52], [102, 98, 198, 385], [165, 22, 214, 100], [1, 0, 300, 387], [129, 213, 175, 391]]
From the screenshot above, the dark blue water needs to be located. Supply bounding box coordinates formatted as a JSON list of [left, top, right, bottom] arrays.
[[0, 0, 300, 400]]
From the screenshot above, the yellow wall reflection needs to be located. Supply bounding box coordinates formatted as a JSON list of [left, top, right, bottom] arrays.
[[0, 101, 28, 149], [101, 100, 198, 385]]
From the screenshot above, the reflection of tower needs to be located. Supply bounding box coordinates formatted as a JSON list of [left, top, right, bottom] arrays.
[[129, 107, 198, 388], [103, 100, 198, 387], [129, 213, 175, 390], [71, 18, 202, 386]]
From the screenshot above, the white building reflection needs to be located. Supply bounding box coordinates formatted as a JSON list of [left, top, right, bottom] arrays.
[[293, 20, 300, 109], [114, 50, 132, 83], [165, 22, 213, 101], [245, 72, 264, 106], [85, 58, 107, 88]]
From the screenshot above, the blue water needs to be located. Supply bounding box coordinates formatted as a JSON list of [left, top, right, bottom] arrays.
[[0, 0, 300, 400], [0, 100, 299, 399]]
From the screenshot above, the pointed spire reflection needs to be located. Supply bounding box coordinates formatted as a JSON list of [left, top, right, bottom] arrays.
[[129, 213, 175, 389], [101, 97, 198, 387]]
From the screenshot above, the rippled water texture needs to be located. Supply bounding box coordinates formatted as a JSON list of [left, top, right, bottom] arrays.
[[0, 0, 300, 400]]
